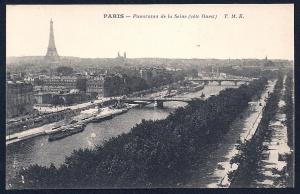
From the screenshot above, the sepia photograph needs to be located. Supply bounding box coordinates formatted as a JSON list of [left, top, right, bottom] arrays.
[[5, 4, 294, 189]]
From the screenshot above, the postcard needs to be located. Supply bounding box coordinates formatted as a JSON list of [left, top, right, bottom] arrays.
[[6, 4, 294, 189]]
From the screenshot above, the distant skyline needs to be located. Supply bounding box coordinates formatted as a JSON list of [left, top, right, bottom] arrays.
[[6, 4, 294, 60]]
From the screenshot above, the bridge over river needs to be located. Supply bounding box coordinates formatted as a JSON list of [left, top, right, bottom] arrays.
[[187, 77, 255, 86], [120, 97, 202, 108]]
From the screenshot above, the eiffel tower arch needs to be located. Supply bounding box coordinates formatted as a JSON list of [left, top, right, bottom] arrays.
[[45, 19, 59, 63]]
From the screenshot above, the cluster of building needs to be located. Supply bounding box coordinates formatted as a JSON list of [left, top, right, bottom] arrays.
[[6, 81, 35, 118], [5, 19, 188, 119], [139, 67, 168, 84], [32, 75, 103, 101], [6, 65, 183, 118], [231, 56, 279, 72], [6, 69, 104, 118]]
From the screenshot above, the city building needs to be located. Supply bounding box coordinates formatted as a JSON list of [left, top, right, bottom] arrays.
[[24, 76, 35, 84], [6, 81, 35, 118], [86, 75, 105, 97], [103, 73, 126, 97], [34, 92, 53, 104], [260, 56, 279, 72], [40, 76, 87, 93], [117, 51, 126, 59], [151, 67, 166, 77], [140, 69, 153, 84], [264, 56, 275, 67], [115, 51, 127, 66], [34, 90, 87, 105], [56, 90, 87, 105], [6, 72, 26, 81]]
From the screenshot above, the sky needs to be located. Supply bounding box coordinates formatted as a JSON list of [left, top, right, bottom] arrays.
[[6, 4, 294, 60]]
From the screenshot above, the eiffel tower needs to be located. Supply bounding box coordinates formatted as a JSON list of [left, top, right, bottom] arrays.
[[45, 19, 59, 63]]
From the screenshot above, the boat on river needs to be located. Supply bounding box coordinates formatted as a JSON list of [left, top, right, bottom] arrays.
[[91, 113, 114, 123], [190, 85, 204, 92], [114, 107, 129, 115], [48, 123, 85, 141], [45, 125, 64, 135]]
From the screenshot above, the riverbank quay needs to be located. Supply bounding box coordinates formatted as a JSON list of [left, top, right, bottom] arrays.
[[6, 80, 187, 134], [6, 104, 137, 145], [6, 97, 119, 134], [6, 79, 204, 145], [185, 79, 276, 188], [230, 75, 294, 188]]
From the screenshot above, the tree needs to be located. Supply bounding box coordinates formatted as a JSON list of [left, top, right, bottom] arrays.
[[12, 77, 269, 188], [103, 75, 126, 97], [39, 69, 48, 74], [56, 66, 74, 76], [51, 95, 65, 105]]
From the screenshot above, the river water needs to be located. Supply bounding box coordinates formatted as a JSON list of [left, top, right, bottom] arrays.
[[6, 84, 238, 187]]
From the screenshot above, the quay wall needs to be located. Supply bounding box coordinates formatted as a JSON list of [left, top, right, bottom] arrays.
[[6, 99, 118, 134]]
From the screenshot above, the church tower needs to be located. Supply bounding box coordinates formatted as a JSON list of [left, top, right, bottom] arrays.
[[45, 19, 59, 62]]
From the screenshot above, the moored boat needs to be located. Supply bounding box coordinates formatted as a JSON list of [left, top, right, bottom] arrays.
[[45, 125, 64, 135], [48, 125, 84, 141], [114, 108, 129, 115], [91, 113, 113, 123]]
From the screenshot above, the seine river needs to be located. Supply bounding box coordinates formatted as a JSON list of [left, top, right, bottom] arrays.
[[6, 84, 238, 186]]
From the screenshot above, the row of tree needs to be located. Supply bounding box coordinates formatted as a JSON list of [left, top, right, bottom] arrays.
[[230, 74, 288, 187], [283, 71, 294, 187], [12, 78, 268, 189], [103, 74, 149, 97], [284, 71, 294, 148], [221, 66, 280, 79], [103, 72, 185, 97]]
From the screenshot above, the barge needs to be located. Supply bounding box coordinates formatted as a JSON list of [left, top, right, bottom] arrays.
[[48, 123, 85, 141]]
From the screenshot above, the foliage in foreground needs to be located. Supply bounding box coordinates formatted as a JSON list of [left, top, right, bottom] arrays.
[[12, 78, 268, 188]]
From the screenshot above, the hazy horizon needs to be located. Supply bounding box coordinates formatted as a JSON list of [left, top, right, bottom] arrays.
[[6, 55, 293, 61], [7, 4, 294, 60]]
